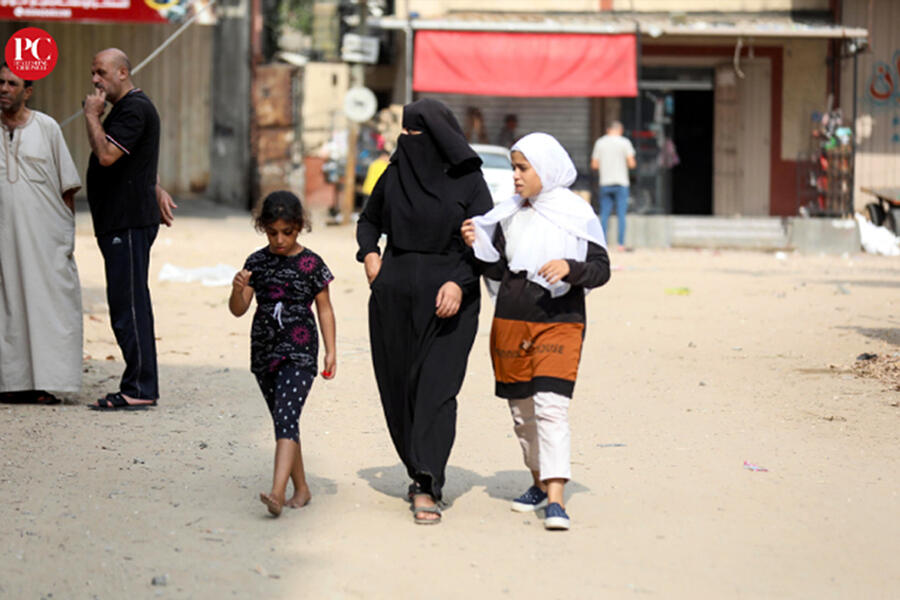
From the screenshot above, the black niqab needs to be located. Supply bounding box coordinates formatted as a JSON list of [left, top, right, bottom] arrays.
[[387, 98, 483, 253]]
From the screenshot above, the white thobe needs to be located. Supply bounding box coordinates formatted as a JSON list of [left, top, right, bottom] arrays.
[[0, 111, 83, 393]]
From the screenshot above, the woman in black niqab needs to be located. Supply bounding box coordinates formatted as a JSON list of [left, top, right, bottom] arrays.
[[356, 98, 493, 524]]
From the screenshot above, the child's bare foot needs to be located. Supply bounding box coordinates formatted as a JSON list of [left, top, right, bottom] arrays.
[[259, 492, 283, 517], [286, 488, 311, 509]]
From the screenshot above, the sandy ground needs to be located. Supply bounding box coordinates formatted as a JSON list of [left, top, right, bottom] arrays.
[[1, 198, 898, 599]]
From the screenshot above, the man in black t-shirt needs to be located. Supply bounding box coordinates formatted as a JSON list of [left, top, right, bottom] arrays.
[[83, 48, 177, 410]]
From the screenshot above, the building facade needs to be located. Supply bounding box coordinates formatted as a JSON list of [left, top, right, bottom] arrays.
[[841, 0, 900, 211], [316, 0, 873, 218]]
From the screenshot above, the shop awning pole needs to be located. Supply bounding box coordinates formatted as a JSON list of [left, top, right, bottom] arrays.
[[405, 22, 414, 103], [634, 23, 641, 178], [850, 49, 858, 217]]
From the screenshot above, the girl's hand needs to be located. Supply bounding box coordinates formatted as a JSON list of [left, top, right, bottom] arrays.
[[229, 269, 254, 317], [538, 260, 570, 285], [435, 281, 462, 318], [461, 219, 476, 247], [321, 352, 336, 379], [233, 269, 252, 291], [364, 253, 382, 284]]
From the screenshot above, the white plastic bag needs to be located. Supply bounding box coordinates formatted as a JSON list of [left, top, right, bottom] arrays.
[[856, 213, 900, 256], [158, 263, 237, 286]]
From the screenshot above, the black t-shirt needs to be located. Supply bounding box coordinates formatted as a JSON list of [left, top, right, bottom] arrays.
[[87, 89, 161, 236]]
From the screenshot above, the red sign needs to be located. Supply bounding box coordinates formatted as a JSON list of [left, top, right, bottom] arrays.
[[4, 27, 58, 80], [0, 0, 173, 23]]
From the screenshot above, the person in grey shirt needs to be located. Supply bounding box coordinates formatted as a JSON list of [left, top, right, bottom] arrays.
[[591, 120, 636, 251]]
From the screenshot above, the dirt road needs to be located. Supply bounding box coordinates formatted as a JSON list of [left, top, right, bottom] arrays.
[[1, 199, 897, 599]]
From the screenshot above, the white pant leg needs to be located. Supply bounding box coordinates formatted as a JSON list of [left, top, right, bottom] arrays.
[[533, 390, 571, 481], [507, 397, 539, 473]]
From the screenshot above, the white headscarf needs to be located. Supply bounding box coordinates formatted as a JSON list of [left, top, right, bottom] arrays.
[[472, 132, 606, 298]]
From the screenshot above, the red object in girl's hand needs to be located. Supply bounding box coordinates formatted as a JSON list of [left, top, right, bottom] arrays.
[[321, 370, 332, 377]]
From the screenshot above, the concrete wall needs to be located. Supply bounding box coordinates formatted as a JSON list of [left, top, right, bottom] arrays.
[[400, 0, 597, 19], [782, 39, 829, 162], [613, 0, 828, 9], [301, 62, 350, 156], [400, 0, 829, 18], [841, 0, 900, 211], [209, 0, 252, 208], [607, 215, 860, 254]]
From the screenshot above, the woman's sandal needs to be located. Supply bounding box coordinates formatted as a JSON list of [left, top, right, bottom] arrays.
[[410, 493, 442, 525]]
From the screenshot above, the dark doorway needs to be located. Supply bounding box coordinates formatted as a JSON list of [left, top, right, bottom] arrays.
[[671, 90, 713, 214]]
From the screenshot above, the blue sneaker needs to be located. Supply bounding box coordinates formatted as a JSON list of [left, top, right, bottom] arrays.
[[543, 502, 570, 530], [511, 485, 548, 512]]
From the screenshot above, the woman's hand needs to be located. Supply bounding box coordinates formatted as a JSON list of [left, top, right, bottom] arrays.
[[364, 252, 382, 284], [321, 352, 336, 379], [435, 281, 462, 318], [461, 219, 476, 247], [538, 260, 570, 285]]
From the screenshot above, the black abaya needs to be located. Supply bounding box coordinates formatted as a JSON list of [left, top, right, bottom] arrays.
[[356, 99, 492, 500]]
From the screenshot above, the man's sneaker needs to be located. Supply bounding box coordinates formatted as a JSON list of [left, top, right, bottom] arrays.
[[511, 486, 548, 512], [543, 502, 570, 530]]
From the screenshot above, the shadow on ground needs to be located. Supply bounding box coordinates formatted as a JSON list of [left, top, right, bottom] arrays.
[[823, 279, 900, 289], [358, 464, 591, 507], [837, 326, 900, 346]]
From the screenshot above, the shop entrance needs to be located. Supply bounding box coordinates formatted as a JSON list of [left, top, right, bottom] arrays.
[[621, 67, 715, 215], [671, 89, 713, 214]]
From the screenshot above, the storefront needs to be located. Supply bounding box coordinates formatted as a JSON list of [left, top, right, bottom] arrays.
[[367, 12, 867, 217]]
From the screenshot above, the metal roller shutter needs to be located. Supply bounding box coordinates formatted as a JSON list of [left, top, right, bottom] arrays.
[[419, 93, 593, 182]]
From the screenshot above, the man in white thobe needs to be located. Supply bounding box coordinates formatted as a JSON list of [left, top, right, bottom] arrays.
[[0, 63, 83, 403]]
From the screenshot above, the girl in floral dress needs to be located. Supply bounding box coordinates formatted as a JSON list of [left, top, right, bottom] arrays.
[[229, 191, 336, 517]]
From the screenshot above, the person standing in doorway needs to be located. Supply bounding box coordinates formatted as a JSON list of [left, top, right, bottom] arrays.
[[83, 48, 176, 410], [0, 63, 83, 405], [591, 120, 636, 252]]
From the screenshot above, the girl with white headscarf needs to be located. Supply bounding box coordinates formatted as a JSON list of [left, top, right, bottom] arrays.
[[461, 132, 611, 531]]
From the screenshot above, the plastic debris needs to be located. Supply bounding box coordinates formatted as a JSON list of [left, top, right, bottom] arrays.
[[743, 461, 768, 472], [157, 263, 237, 286], [856, 353, 877, 361], [855, 213, 900, 256]]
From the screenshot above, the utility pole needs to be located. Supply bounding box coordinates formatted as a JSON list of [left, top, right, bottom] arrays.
[[340, 0, 367, 224]]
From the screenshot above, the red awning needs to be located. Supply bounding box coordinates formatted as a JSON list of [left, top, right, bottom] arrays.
[[413, 31, 637, 97]]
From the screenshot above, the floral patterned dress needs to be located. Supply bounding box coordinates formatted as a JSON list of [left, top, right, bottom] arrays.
[[243, 247, 334, 378]]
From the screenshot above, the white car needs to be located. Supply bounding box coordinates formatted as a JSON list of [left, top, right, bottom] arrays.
[[472, 144, 515, 204]]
